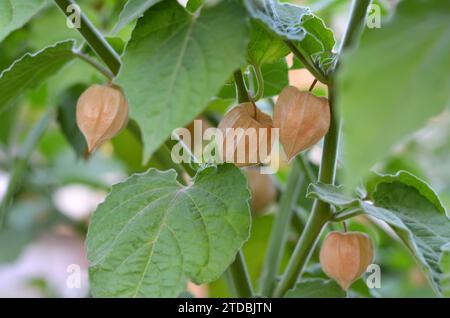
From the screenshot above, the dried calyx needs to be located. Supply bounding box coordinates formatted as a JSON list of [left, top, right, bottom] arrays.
[[218, 102, 273, 166], [76, 84, 129, 154], [274, 86, 330, 161], [319, 231, 374, 290], [245, 168, 277, 214]]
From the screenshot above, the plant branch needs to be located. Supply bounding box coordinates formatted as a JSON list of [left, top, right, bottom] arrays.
[[285, 41, 328, 85], [228, 251, 254, 298], [54, 0, 121, 76], [74, 51, 114, 80], [259, 157, 304, 296], [298, 154, 315, 185], [0, 109, 54, 229], [273, 0, 372, 297]]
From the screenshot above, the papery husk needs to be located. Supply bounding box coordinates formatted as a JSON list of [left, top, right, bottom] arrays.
[[76, 84, 129, 153], [319, 231, 374, 290], [245, 168, 277, 214], [218, 102, 273, 166], [274, 86, 330, 161]]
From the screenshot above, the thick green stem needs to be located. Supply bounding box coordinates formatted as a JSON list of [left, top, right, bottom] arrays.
[[0, 109, 53, 229], [228, 251, 254, 298], [273, 92, 338, 297], [298, 154, 315, 185], [273, 0, 372, 297], [259, 158, 304, 296], [273, 201, 332, 297], [54, 0, 121, 76]]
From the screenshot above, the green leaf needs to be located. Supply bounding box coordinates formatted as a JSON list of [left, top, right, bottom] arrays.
[[308, 171, 450, 296], [262, 58, 289, 97], [247, 20, 290, 65], [245, 0, 335, 74], [56, 84, 88, 158], [285, 279, 346, 298], [0, 40, 76, 113], [337, 0, 450, 189], [186, 0, 203, 13], [86, 164, 251, 297], [113, 0, 162, 34], [117, 0, 249, 162], [0, 0, 48, 43], [441, 243, 450, 297]]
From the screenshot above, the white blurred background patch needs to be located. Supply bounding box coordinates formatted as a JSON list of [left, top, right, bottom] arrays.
[[0, 232, 89, 298], [52, 184, 106, 221]]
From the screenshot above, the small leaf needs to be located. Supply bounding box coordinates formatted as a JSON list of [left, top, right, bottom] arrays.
[[247, 20, 290, 65], [0, 0, 48, 43], [87, 164, 251, 297], [186, 0, 203, 13], [117, 0, 249, 162], [0, 40, 76, 113], [308, 171, 450, 296], [285, 279, 346, 298], [57, 84, 88, 158], [337, 0, 450, 189], [245, 0, 335, 74], [113, 0, 162, 34]]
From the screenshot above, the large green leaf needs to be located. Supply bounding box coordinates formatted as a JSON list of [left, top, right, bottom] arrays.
[[117, 0, 249, 162], [112, 0, 161, 34], [86, 164, 251, 297], [285, 279, 346, 298], [337, 0, 450, 189], [0, 40, 76, 113], [0, 0, 47, 43], [308, 171, 450, 296], [245, 0, 336, 74]]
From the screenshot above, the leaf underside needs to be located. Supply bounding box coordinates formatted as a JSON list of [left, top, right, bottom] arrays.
[[86, 164, 251, 297]]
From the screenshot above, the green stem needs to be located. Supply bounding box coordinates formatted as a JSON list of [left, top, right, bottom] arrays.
[[332, 207, 363, 222], [54, 0, 121, 76], [233, 70, 250, 103], [259, 158, 304, 296], [273, 201, 332, 297], [164, 139, 198, 178], [0, 109, 54, 229], [298, 154, 315, 185], [74, 51, 114, 80], [228, 251, 254, 298], [273, 0, 372, 297], [285, 41, 328, 85]]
